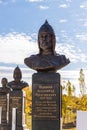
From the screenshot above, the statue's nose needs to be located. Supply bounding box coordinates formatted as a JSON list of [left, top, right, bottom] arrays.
[[43, 36, 47, 40]]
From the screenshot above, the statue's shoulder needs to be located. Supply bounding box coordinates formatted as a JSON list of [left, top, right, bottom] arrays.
[[0, 86, 11, 93], [25, 54, 38, 61], [24, 54, 40, 67], [7, 81, 15, 86], [55, 53, 70, 61], [21, 81, 29, 87], [29, 54, 40, 60]]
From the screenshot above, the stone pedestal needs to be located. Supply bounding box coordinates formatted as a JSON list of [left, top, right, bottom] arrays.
[[8, 90, 26, 130], [32, 72, 61, 130], [0, 91, 9, 130]]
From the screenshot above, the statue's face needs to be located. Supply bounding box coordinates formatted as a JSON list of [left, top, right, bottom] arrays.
[[39, 32, 52, 51], [1, 79, 7, 87], [14, 73, 21, 82]]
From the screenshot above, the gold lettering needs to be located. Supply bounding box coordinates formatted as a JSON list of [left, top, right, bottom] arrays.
[[39, 86, 53, 89]]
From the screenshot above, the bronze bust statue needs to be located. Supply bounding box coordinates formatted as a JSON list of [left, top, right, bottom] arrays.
[[0, 78, 11, 93], [8, 66, 28, 90], [24, 20, 70, 72]]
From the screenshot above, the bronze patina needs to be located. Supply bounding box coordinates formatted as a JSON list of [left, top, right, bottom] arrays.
[[0, 77, 11, 93], [24, 20, 70, 72], [8, 66, 28, 90]]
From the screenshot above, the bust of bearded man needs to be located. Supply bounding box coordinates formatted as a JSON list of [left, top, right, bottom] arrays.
[[24, 20, 70, 72]]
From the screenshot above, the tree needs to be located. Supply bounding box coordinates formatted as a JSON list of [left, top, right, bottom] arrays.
[[78, 68, 86, 96], [23, 86, 32, 129], [66, 80, 72, 96], [76, 95, 87, 111], [72, 85, 76, 96]]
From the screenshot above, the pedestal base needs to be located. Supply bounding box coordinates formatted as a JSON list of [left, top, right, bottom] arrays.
[[33, 120, 60, 130], [32, 72, 61, 130], [7, 126, 26, 130], [0, 125, 8, 130], [8, 90, 27, 130]]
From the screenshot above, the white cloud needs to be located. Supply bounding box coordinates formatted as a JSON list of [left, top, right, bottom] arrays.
[[0, 32, 87, 65], [0, 32, 38, 64], [59, 4, 69, 8], [59, 70, 79, 80], [77, 18, 87, 27], [80, 1, 87, 9], [76, 33, 87, 41], [83, 22, 87, 27], [59, 19, 68, 23], [66, 0, 72, 2], [39, 5, 49, 9], [77, 18, 87, 22], [56, 43, 87, 63]]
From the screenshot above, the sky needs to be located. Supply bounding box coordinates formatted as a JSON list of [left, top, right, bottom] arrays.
[[0, 0, 87, 95]]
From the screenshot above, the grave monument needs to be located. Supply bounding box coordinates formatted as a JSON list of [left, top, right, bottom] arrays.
[[8, 66, 28, 130], [0, 78, 11, 130], [24, 20, 70, 130]]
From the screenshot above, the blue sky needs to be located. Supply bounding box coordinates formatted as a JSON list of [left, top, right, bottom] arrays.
[[0, 0, 87, 95]]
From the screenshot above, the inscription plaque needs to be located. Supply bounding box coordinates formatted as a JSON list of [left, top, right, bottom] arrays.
[[32, 73, 61, 130], [33, 85, 59, 120], [0, 89, 10, 130], [0, 95, 7, 124]]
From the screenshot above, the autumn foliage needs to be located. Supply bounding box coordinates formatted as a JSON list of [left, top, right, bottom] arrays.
[[23, 86, 32, 129]]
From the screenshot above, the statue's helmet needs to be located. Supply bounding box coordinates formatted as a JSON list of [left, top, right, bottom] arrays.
[[38, 20, 56, 54], [13, 66, 22, 81]]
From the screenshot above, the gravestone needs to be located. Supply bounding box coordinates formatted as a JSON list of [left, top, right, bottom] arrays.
[[0, 88, 10, 130], [7, 66, 28, 130], [24, 20, 70, 130], [32, 73, 61, 130], [8, 90, 26, 130]]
